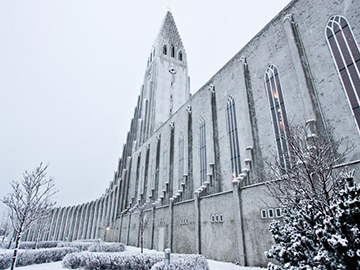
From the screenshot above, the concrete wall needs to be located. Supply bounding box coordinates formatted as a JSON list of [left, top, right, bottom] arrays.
[[199, 191, 238, 262], [172, 199, 196, 254]]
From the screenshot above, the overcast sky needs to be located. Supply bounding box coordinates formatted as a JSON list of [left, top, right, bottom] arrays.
[[0, 0, 291, 211]]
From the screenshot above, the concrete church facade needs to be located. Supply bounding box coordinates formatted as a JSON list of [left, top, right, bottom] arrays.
[[27, 0, 360, 266]]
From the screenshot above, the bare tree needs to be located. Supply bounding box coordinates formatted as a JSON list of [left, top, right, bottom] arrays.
[[0, 211, 11, 243], [2, 163, 57, 270], [131, 200, 151, 253], [266, 122, 353, 214]]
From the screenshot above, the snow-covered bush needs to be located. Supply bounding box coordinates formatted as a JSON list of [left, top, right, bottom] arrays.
[[0, 252, 12, 269], [266, 174, 360, 269], [88, 242, 125, 252], [62, 251, 163, 270], [57, 241, 96, 251], [0, 247, 77, 269], [150, 254, 209, 270], [35, 241, 59, 249], [13, 241, 60, 249]]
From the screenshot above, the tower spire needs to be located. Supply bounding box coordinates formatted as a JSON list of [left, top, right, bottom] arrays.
[[154, 11, 184, 52], [135, 11, 190, 146]]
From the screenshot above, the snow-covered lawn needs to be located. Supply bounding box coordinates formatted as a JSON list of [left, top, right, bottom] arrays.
[[11, 246, 265, 270]]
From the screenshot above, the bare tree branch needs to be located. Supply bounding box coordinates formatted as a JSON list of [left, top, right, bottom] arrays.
[[265, 123, 354, 215], [1, 163, 58, 270]]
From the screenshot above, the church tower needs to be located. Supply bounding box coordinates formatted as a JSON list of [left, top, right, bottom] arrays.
[[136, 11, 190, 145]]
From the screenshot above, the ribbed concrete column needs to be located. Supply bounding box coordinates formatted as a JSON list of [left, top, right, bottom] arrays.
[[150, 204, 156, 249], [50, 208, 61, 241], [109, 189, 116, 226], [81, 203, 91, 239], [70, 205, 81, 241], [238, 57, 254, 152], [106, 192, 112, 225], [112, 185, 120, 225], [54, 207, 65, 240], [168, 198, 174, 250], [232, 179, 247, 266], [103, 194, 109, 227], [126, 212, 131, 245], [118, 177, 124, 213], [283, 14, 316, 121], [91, 199, 100, 239], [59, 206, 70, 241], [43, 210, 55, 241], [95, 197, 105, 239], [76, 204, 86, 240], [113, 185, 119, 224], [48, 208, 58, 241], [194, 192, 201, 254], [86, 201, 95, 239], [64, 206, 76, 241]]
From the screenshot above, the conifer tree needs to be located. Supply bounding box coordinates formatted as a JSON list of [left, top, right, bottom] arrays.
[[267, 171, 360, 269]]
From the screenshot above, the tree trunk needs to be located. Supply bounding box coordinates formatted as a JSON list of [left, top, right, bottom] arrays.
[[10, 230, 22, 270], [141, 229, 144, 253]]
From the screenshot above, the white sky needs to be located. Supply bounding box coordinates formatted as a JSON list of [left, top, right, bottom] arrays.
[[0, 0, 291, 210]]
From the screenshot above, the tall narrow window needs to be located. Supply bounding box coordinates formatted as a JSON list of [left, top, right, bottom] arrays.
[[326, 15, 360, 127], [171, 45, 175, 57], [150, 158, 155, 190], [265, 65, 290, 170], [178, 51, 183, 61], [178, 133, 184, 190], [163, 146, 168, 190], [226, 96, 241, 178], [199, 118, 207, 184], [163, 45, 167, 55]]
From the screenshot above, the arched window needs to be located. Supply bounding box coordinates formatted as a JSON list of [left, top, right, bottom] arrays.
[[265, 65, 290, 171], [178, 133, 184, 190], [226, 96, 241, 178], [171, 45, 175, 57], [150, 53, 152, 62], [178, 51, 183, 61], [163, 45, 167, 55], [199, 118, 207, 184], [326, 15, 360, 127]]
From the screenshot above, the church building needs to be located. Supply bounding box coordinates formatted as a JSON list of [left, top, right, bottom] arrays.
[[28, 0, 360, 266]]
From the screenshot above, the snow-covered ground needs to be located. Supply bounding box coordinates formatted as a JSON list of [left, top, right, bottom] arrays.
[[11, 246, 265, 270], [14, 261, 265, 270]]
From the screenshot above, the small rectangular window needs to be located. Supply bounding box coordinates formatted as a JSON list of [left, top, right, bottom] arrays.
[[261, 209, 267, 219], [268, 209, 274, 218], [275, 208, 282, 218]]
